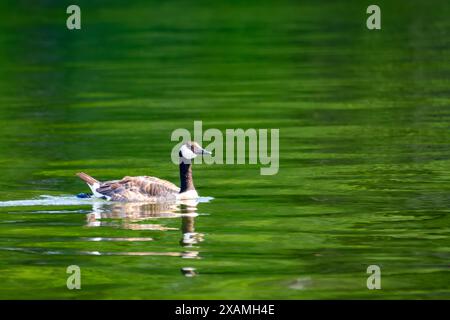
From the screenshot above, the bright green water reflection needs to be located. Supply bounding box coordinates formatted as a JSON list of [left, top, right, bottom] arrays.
[[0, 0, 449, 299]]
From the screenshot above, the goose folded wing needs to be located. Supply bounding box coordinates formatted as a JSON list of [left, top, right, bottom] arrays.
[[96, 176, 180, 201], [138, 176, 180, 195]]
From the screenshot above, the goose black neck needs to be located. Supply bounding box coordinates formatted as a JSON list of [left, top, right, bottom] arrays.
[[179, 161, 195, 193]]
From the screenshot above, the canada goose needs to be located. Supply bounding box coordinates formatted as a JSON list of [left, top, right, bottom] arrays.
[[76, 141, 211, 202]]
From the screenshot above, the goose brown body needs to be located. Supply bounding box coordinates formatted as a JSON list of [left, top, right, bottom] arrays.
[[96, 176, 180, 202]]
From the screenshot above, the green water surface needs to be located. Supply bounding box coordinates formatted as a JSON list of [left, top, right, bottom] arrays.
[[0, 0, 449, 299]]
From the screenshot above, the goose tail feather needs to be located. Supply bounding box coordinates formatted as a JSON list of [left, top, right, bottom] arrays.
[[76, 172, 99, 186]]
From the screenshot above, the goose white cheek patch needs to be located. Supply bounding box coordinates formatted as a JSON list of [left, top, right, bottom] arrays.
[[180, 145, 197, 160]]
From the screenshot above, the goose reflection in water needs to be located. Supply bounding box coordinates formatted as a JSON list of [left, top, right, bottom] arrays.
[[84, 200, 205, 266]]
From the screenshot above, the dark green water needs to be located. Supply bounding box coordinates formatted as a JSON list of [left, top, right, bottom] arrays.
[[0, 0, 449, 299]]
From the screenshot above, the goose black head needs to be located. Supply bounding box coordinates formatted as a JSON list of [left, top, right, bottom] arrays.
[[179, 141, 211, 162]]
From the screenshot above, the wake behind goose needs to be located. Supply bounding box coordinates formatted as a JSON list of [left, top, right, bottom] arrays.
[[0, 195, 92, 207]]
